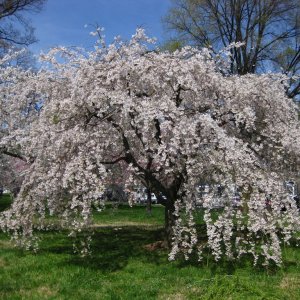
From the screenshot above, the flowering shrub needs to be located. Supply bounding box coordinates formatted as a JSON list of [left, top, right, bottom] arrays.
[[0, 29, 299, 265]]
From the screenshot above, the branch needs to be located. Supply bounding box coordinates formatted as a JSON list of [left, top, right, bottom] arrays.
[[129, 111, 146, 148], [2, 149, 27, 162], [288, 80, 300, 99], [154, 118, 162, 145], [99, 156, 126, 165]]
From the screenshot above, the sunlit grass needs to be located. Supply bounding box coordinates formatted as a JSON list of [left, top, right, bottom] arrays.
[[93, 203, 165, 226]]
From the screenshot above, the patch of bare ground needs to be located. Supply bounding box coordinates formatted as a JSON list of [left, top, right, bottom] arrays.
[[19, 286, 59, 298], [158, 293, 186, 300], [280, 275, 300, 290], [143, 240, 168, 251], [0, 239, 12, 249], [0, 257, 6, 267]]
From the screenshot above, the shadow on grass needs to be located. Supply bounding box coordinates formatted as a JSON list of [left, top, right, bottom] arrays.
[[0, 194, 12, 212], [38, 226, 166, 273], [73, 227, 167, 271], [37, 225, 298, 276]]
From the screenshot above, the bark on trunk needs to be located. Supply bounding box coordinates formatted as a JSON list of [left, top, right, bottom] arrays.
[[164, 199, 176, 248], [146, 188, 152, 216]]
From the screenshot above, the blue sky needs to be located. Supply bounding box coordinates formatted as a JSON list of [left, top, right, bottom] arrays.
[[28, 0, 171, 54]]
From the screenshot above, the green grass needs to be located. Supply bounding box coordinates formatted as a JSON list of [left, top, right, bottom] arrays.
[[93, 203, 165, 226], [0, 194, 12, 211], [1, 196, 300, 299]]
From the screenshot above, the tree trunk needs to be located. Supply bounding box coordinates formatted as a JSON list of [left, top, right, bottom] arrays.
[[164, 199, 176, 248], [146, 188, 152, 216]]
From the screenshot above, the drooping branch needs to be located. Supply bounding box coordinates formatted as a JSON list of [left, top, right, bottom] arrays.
[[154, 117, 162, 145], [99, 156, 126, 165], [1, 149, 27, 162]]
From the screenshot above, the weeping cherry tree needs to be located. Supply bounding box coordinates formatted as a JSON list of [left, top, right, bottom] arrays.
[[0, 29, 300, 265]]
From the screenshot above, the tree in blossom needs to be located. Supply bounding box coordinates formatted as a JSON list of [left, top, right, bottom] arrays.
[[0, 29, 299, 265], [0, 155, 29, 195], [0, 51, 36, 195]]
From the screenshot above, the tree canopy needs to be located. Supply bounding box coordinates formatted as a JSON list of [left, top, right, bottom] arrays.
[[0, 29, 299, 265]]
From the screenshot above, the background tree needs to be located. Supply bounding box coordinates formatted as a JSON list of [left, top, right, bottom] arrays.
[[0, 1, 46, 194], [0, 155, 29, 195], [0, 0, 45, 50], [163, 0, 300, 99]]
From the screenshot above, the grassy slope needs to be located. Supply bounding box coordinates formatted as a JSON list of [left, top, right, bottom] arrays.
[[1, 196, 300, 300]]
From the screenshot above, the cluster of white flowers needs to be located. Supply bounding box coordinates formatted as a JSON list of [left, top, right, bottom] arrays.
[[0, 29, 299, 265]]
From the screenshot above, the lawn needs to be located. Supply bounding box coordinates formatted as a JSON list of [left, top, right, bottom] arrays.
[[1, 195, 300, 299]]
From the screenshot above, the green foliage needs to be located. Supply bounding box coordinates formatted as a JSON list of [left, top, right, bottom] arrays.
[[159, 40, 185, 52], [52, 115, 60, 125], [0, 194, 12, 212]]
